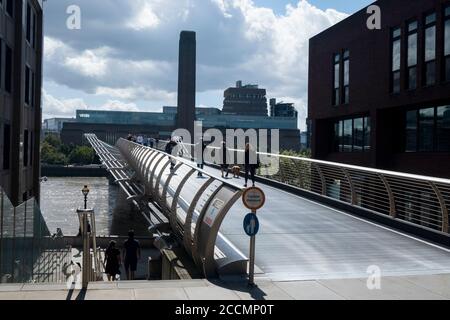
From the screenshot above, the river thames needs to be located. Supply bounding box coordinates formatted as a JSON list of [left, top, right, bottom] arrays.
[[40, 177, 118, 236]]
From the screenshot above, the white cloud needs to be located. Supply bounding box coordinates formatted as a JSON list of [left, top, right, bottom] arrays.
[[42, 90, 141, 119], [98, 100, 140, 112], [127, 1, 160, 30], [64, 47, 112, 78], [42, 89, 88, 118]]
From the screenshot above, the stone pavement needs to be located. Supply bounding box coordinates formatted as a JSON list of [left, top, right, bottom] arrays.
[[1, 273, 450, 300]]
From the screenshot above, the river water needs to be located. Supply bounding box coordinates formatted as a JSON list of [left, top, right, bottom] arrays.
[[40, 177, 118, 236]]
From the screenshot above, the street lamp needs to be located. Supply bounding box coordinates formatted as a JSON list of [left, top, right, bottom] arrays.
[[82, 185, 90, 209]]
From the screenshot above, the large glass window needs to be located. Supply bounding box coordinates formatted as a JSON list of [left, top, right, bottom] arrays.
[[407, 21, 418, 90], [26, 4, 31, 43], [333, 53, 340, 106], [6, 0, 13, 18], [5, 44, 12, 93], [445, 6, 450, 82], [25, 66, 31, 105], [363, 117, 371, 151], [405, 110, 418, 152], [0, 39, 2, 90], [391, 27, 401, 93], [334, 122, 341, 152], [334, 116, 371, 152], [353, 117, 363, 151], [3, 124, 11, 170], [24, 130, 29, 167], [424, 13, 436, 86], [437, 106, 450, 152], [406, 106, 450, 153], [343, 119, 353, 152], [343, 50, 350, 104], [419, 108, 435, 152]]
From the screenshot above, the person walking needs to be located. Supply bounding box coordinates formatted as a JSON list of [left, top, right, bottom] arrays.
[[196, 138, 207, 177], [244, 143, 258, 188], [104, 241, 121, 281], [122, 230, 141, 281], [165, 138, 178, 171], [220, 141, 230, 178]]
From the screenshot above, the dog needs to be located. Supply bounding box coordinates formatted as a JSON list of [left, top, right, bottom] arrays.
[[231, 166, 241, 178]]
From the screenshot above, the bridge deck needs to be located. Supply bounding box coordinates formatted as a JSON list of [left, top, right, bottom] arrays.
[[160, 159, 450, 281]]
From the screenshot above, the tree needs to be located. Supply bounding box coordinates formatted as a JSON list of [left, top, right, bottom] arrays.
[[44, 134, 62, 149], [68, 146, 95, 165], [41, 141, 68, 165]]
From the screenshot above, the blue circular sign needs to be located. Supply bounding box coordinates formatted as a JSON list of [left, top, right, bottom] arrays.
[[243, 213, 259, 237]]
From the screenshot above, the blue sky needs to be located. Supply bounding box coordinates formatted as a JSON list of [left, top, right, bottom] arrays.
[[254, 0, 374, 14], [43, 0, 373, 131]]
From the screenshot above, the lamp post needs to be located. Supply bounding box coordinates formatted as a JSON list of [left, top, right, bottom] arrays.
[[82, 185, 90, 209]]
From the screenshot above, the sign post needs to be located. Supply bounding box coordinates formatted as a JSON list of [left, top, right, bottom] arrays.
[[242, 187, 265, 286]]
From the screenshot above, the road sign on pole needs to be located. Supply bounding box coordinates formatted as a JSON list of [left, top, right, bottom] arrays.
[[243, 213, 259, 236], [243, 212, 260, 286], [242, 187, 265, 211]]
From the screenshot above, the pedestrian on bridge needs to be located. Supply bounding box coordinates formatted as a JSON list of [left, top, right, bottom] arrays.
[[196, 138, 207, 177], [244, 143, 258, 188], [165, 139, 178, 171], [104, 240, 121, 281], [122, 230, 141, 281], [220, 141, 230, 178]]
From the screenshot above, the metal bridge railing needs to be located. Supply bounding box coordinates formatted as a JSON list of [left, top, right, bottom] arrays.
[[85, 135, 249, 278], [158, 140, 450, 235]]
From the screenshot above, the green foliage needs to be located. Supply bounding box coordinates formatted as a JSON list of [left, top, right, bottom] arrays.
[[41, 135, 96, 165], [68, 146, 95, 165], [280, 149, 311, 158], [43, 134, 62, 149], [41, 141, 68, 165]]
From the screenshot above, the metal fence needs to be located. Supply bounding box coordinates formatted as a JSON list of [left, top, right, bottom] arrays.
[[0, 187, 71, 284], [156, 140, 450, 235]]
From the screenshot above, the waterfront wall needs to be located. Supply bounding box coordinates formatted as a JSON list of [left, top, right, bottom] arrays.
[[41, 165, 108, 177]]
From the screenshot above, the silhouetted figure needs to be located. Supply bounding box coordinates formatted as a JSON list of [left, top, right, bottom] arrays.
[[104, 241, 121, 281], [196, 138, 207, 177], [165, 139, 178, 171], [122, 230, 141, 281], [244, 143, 258, 188], [220, 141, 230, 178]]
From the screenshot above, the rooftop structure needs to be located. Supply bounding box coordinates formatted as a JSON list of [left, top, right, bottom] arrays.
[[222, 81, 268, 116]]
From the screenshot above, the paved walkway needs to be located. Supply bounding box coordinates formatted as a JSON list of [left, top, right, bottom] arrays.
[[2, 273, 450, 300]]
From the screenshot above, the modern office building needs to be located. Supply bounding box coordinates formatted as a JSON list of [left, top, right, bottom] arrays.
[[42, 117, 75, 135], [308, 0, 450, 178], [61, 106, 301, 150], [270, 99, 298, 118], [222, 81, 268, 116], [0, 0, 43, 205]]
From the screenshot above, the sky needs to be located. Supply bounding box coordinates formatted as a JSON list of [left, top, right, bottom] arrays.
[[42, 0, 374, 131]]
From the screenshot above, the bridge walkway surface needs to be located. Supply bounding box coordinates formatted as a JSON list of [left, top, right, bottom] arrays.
[[161, 158, 450, 282], [2, 274, 450, 300]]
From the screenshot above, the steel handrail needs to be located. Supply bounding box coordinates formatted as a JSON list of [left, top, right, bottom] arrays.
[[158, 140, 450, 234]]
